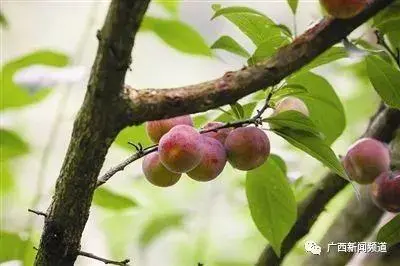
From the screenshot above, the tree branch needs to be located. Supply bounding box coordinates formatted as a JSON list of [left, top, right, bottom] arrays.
[[34, 1, 150, 265], [256, 107, 400, 266], [96, 94, 272, 187], [120, 0, 395, 126], [78, 251, 130, 266]]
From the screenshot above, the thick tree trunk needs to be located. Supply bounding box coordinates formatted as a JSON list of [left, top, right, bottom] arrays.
[[34, 1, 150, 265]]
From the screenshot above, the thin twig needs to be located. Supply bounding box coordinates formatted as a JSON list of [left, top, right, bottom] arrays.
[[28, 209, 47, 217], [96, 95, 272, 187], [78, 251, 130, 265]]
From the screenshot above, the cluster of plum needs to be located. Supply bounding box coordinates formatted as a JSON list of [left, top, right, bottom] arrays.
[[142, 97, 307, 187], [343, 138, 400, 213]]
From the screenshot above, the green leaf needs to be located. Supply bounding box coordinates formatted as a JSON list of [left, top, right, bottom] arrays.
[[287, 0, 299, 14], [114, 124, 152, 150], [0, 129, 29, 160], [193, 114, 210, 128], [230, 102, 245, 119], [211, 5, 282, 46], [141, 17, 211, 56], [272, 129, 347, 178], [246, 158, 297, 256], [287, 72, 346, 144], [93, 188, 137, 211], [0, 11, 8, 28], [265, 111, 322, 137], [157, 0, 180, 16], [377, 214, 400, 247], [0, 162, 14, 194], [0, 231, 26, 262], [366, 55, 400, 109], [0, 50, 69, 110], [211, 36, 250, 58], [270, 154, 287, 175], [375, 18, 400, 34], [211, 5, 268, 19], [215, 102, 257, 122], [300, 47, 347, 73], [248, 37, 289, 65], [271, 84, 308, 102], [139, 213, 184, 248]]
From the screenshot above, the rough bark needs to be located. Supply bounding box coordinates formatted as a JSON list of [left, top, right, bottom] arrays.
[[257, 108, 400, 266], [121, 0, 395, 125], [34, 1, 150, 265]]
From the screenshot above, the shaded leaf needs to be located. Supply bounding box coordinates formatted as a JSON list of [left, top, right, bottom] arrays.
[[264, 111, 322, 137], [215, 102, 257, 122], [377, 214, 400, 247], [139, 213, 184, 248], [0, 11, 8, 28], [211, 36, 250, 58], [270, 154, 287, 175], [141, 17, 211, 56], [272, 129, 347, 179], [93, 188, 137, 211], [0, 129, 29, 160], [246, 158, 297, 256], [287, 72, 346, 144], [0, 231, 30, 263], [230, 102, 245, 119], [366, 55, 400, 109], [0, 50, 69, 110], [211, 5, 267, 19]]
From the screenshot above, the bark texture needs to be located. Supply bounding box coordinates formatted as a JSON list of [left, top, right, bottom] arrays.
[[34, 1, 150, 265]]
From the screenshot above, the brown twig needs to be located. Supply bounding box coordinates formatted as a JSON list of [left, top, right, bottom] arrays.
[[28, 209, 47, 217], [78, 251, 130, 265]]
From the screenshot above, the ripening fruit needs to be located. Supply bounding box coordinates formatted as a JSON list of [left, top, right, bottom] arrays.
[[225, 127, 270, 170], [202, 122, 232, 144], [370, 171, 400, 213], [146, 115, 193, 143], [343, 138, 390, 184], [159, 125, 203, 173], [142, 152, 181, 187], [274, 96, 309, 116], [187, 136, 227, 182], [320, 0, 367, 19]]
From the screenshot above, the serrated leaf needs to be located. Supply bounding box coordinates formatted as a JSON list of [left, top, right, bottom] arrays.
[[300, 47, 347, 73], [287, 72, 346, 144], [246, 158, 297, 256], [211, 36, 250, 58], [271, 84, 308, 102], [141, 17, 211, 56], [248, 37, 289, 65], [211, 5, 282, 46], [215, 102, 257, 122], [265, 111, 322, 138], [366, 55, 400, 109], [0, 50, 69, 110], [139, 213, 184, 248], [272, 129, 347, 178], [377, 214, 400, 247], [287, 0, 299, 14], [0, 129, 29, 160], [93, 188, 137, 211], [114, 124, 152, 150]]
